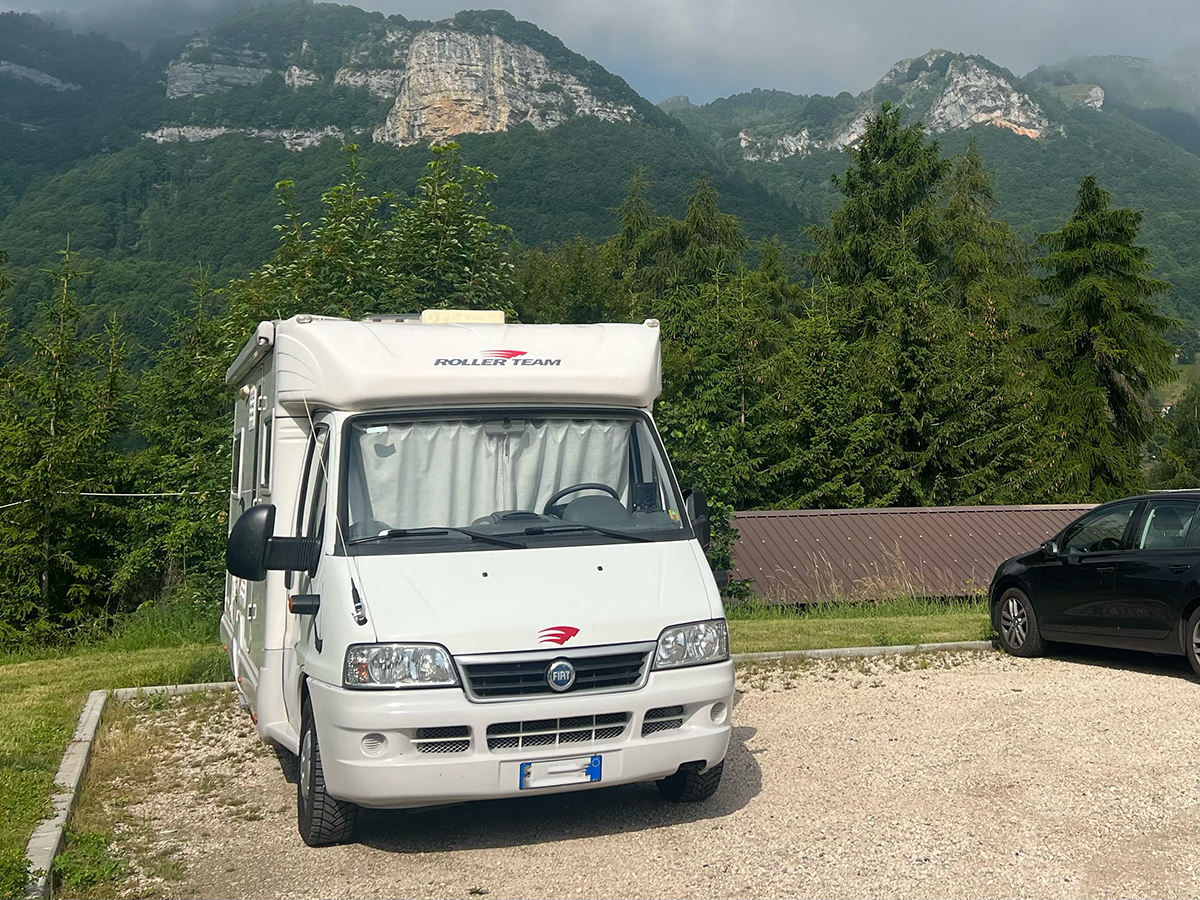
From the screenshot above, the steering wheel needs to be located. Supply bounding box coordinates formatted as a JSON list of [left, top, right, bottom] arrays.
[[543, 483, 621, 517]]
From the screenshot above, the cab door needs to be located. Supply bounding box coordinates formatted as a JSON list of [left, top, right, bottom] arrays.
[[1116, 500, 1199, 643], [1037, 501, 1139, 636], [282, 422, 331, 729]]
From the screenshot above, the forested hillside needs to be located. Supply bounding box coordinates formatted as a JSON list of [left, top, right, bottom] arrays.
[[664, 51, 1200, 355], [0, 2, 1195, 645]]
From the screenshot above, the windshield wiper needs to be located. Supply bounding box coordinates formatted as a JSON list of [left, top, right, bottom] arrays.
[[348, 527, 525, 549], [523, 524, 653, 543]]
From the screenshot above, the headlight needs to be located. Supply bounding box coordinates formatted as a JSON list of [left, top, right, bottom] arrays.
[[653, 619, 729, 669], [343, 644, 458, 688]]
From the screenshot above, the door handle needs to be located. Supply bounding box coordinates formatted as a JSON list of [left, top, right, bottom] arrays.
[[1170, 565, 1191, 575], [1096, 566, 1115, 575]]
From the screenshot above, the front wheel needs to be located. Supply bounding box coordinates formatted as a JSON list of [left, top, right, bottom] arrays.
[[995, 587, 1046, 658], [657, 761, 723, 802], [1184, 606, 1200, 678], [297, 697, 358, 846]]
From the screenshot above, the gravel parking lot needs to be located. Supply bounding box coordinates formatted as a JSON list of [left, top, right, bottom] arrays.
[[83, 648, 1198, 899]]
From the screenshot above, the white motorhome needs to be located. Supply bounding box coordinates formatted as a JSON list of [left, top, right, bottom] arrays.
[[221, 311, 734, 846]]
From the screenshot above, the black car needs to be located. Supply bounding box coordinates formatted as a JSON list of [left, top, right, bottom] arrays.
[[989, 491, 1200, 675]]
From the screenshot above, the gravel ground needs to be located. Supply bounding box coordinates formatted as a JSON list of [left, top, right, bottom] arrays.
[[92, 648, 1197, 899]]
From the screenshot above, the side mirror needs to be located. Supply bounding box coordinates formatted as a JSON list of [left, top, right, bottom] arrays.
[[227, 504, 321, 582], [684, 489, 711, 552], [227, 504, 274, 581], [1042, 539, 1059, 558]]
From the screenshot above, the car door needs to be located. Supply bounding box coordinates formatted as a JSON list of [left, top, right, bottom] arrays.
[[1116, 499, 1199, 643], [1036, 501, 1139, 636], [282, 423, 331, 730]]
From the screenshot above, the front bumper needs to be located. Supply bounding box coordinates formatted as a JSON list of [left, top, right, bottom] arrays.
[[306, 660, 734, 808]]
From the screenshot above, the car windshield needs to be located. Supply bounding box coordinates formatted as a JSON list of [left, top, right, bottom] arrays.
[[342, 413, 687, 552]]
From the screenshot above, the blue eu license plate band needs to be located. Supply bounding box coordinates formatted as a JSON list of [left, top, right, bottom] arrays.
[[519, 754, 602, 790]]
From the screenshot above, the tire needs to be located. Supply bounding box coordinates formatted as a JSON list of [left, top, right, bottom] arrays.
[[995, 587, 1046, 658], [656, 761, 724, 802], [297, 697, 358, 846], [1185, 606, 1200, 678]]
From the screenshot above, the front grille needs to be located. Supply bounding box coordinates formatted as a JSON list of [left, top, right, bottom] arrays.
[[461, 648, 651, 700], [642, 705, 685, 736], [412, 725, 470, 754], [487, 712, 631, 751]]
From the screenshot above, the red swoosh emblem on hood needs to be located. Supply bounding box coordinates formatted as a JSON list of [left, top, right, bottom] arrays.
[[538, 626, 580, 645]]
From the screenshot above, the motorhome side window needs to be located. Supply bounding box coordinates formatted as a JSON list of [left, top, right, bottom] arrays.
[[343, 412, 687, 552], [258, 412, 273, 493], [230, 429, 244, 495]]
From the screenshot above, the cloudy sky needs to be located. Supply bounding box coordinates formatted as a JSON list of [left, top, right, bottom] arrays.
[[8, 0, 1199, 102]]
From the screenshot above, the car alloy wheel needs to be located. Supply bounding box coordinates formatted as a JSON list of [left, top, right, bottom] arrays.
[[1000, 596, 1028, 649]]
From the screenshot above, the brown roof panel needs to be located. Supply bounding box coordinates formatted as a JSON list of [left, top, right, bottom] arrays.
[[731, 505, 1094, 601]]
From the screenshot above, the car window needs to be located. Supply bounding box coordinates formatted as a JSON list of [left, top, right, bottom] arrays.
[[1136, 500, 1199, 550], [1187, 511, 1200, 550], [1061, 502, 1137, 554]]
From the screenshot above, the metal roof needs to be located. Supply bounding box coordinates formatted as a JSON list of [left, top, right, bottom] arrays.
[[732, 505, 1095, 601]]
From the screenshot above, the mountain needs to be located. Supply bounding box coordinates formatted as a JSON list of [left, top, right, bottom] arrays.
[[0, 4, 801, 350], [0, 8, 1194, 357], [1025, 55, 1200, 156], [664, 49, 1200, 355]]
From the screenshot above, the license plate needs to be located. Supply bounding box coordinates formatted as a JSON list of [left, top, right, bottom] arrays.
[[519, 754, 602, 790]]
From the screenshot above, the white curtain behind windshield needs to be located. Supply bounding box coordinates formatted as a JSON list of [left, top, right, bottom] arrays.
[[346, 417, 645, 533]]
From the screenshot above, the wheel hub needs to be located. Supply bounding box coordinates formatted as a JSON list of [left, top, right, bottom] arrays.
[[1000, 596, 1028, 648]]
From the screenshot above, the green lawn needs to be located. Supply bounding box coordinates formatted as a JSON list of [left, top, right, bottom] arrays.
[[725, 598, 992, 654], [0, 645, 227, 897]]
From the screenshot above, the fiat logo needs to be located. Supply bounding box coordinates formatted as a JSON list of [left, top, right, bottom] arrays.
[[546, 659, 575, 692]]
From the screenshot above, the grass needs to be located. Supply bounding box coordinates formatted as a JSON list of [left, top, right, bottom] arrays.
[[58, 692, 238, 898], [724, 597, 992, 654], [0, 637, 227, 898]]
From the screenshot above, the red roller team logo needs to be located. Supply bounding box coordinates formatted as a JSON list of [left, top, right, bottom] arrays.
[[538, 626, 580, 645], [481, 349, 527, 359]]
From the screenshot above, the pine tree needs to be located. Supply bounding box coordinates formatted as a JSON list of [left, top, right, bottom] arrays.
[[118, 269, 232, 608], [0, 246, 126, 640], [1037, 175, 1178, 499], [808, 102, 949, 336], [1148, 382, 1199, 489], [631, 175, 748, 300], [809, 107, 1049, 505], [942, 142, 1033, 331]]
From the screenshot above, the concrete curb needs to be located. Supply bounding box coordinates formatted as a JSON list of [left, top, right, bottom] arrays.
[[110, 680, 236, 701], [22, 682, 236, 899], [23, 690, 106, 899], [732, 639, 996, 663]]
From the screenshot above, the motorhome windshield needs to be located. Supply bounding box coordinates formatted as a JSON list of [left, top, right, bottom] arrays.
[[342, 412, 688, 552]]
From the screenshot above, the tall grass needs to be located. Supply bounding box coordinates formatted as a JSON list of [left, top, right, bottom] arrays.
[[724, 596, 989, 621]]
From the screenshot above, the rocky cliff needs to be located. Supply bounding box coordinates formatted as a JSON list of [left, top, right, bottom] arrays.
[[698, 50, 1063, 164], [155, 9, 642, 149]]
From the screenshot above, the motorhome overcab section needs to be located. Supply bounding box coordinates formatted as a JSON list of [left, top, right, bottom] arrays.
[[221, 311, 735, 847]]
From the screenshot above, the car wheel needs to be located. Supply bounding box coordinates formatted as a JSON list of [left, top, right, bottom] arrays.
[[995, 588, 1046, 658], [297, 697, 358, 846], [1185, 607, 1200, 678], [657, 761, 723, 802]]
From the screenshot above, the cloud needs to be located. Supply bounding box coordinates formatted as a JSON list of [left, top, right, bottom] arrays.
[[6, 0, 1198, 103], [364, 0, 1200, 102]]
